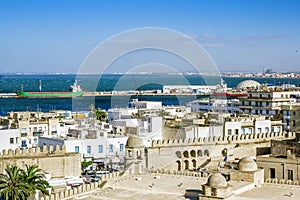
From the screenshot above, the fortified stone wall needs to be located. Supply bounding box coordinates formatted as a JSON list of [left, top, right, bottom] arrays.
[[146, 132, 295, 171], [0, 145, 81, 178]]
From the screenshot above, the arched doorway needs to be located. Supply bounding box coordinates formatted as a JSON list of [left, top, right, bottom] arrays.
[[192, 159, 197, 169], [184, 160, 189, 170], [176, 160, 181, 171]]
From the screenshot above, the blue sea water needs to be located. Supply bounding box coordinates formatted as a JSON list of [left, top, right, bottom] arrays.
[[0, 74, 299, 115]]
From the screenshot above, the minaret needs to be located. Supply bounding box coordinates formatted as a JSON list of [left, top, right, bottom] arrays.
[[125, 135, 145, 174]]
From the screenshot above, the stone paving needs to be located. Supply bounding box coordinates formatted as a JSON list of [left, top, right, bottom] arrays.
[[76, 173, 206, 200]]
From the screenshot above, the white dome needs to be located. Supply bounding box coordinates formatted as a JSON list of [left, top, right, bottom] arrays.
[[236, 80, 261, 89]]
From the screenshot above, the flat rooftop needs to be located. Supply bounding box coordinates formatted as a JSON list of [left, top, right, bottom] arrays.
[[73, 174, 300, 200], [76, 173, 206, 200]]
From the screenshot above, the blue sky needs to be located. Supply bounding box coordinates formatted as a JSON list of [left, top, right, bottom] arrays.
[[0, 0, 300, 73]]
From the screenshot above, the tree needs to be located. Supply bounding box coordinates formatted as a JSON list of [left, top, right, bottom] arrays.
[[81, 160, 93, 169], [95, 108, 107, 121], [22, 165, 50, 196], [0, 165, 50, 200]]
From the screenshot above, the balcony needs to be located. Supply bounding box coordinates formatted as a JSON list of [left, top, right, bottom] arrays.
[[33, 131, 43, 136]]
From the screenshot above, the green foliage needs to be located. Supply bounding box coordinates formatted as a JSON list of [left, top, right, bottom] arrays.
[[89, 104, 107, 121], [95, 108, 107, 121], [0, 165, 50, 200], [81, 160, 93, 168]]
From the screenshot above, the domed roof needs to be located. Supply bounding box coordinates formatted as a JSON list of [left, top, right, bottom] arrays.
[[236, 80, 261, 89], [207, 173, 227, 188], [126, 135, 144, 148], [238, 156, 257, 172]]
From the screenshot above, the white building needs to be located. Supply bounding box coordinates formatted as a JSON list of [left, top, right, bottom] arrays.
[[188, 98, 240, 114], [163, 85, 217, 94], [39, 129, 128, 170], [128, 99, 162, 109], [0, 128, 20, 151], [239, 90, 300, 115], [223, 114, 284, 136]]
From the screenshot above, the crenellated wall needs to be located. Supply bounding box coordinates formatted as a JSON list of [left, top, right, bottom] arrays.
[[151, 132, 295, 147], [146, 132, 296, 171], [39, 171, 120, 200], [0, 144, 81, 178]]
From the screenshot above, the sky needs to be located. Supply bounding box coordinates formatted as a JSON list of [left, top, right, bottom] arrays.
[[0, 0, 300, 73]]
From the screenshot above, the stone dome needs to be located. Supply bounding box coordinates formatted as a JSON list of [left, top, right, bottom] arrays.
[[207, 173, 227, 188], [236, 80, 261, 89], [238, 156, 258, 172], [126, 136, 144, 148]]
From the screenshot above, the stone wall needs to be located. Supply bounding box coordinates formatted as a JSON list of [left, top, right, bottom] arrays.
[[39, 172, 120, 200], [146, 132, 295, 171], [0, 145, 81, 178]]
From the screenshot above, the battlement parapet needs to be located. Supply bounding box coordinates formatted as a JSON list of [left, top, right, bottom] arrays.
[[0, 144, 68, 158], [151, 132, 296, 147]]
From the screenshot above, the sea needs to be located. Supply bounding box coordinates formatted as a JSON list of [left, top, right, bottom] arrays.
[[0, 74, 300, 115]]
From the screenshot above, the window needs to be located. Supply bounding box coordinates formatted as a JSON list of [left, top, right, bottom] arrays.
[[235, 129, 239, 135], [228, 129, 232, 136], [265, 127, 269, 133], [9, 138, 14, 144], [120, 144, 124, 152], [241, 128, 245, 135], [21, 140, 27, 148], [249, 128, 253, 134], [270, 168, 275, 179], [33, 138, 38, 144], [15, 137, 18, 144], [98, 145, 103, 153], [109, 144, 113, 153], [277, 127, 281, 133], [75, 146, 79, 153], [21, 128, 27, 137], [288, 169, 293, 181], [87, 146, 91, 154], [51, 126, 57, 134], [257, 128, 262, 134]]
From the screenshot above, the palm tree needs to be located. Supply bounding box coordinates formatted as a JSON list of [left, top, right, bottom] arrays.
[[0, 165, 32, 200], [0, 165, 50, 200], [95, 108, 107, 121], [21, 165, 50, 196]]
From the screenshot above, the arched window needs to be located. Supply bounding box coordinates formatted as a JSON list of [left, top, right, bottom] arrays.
[[183, 150, 189, 158], [204, 149, 210, 156], [190, 150, 196, 157], [175, 151, 182, 158], [197, 150, 203, 157]]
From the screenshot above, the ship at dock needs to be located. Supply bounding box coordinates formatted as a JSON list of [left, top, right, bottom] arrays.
[[16, 81, 84, 98]]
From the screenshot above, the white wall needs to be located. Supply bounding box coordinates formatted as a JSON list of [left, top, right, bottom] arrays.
[[0, 129, 20, 151]]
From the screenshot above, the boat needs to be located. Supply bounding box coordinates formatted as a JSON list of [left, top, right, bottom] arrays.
[[211, 79, 248, 97], [16, 81, 84, 98]]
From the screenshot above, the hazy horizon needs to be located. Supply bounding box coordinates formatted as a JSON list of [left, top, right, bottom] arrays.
[[1, 0, 300, 74]]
